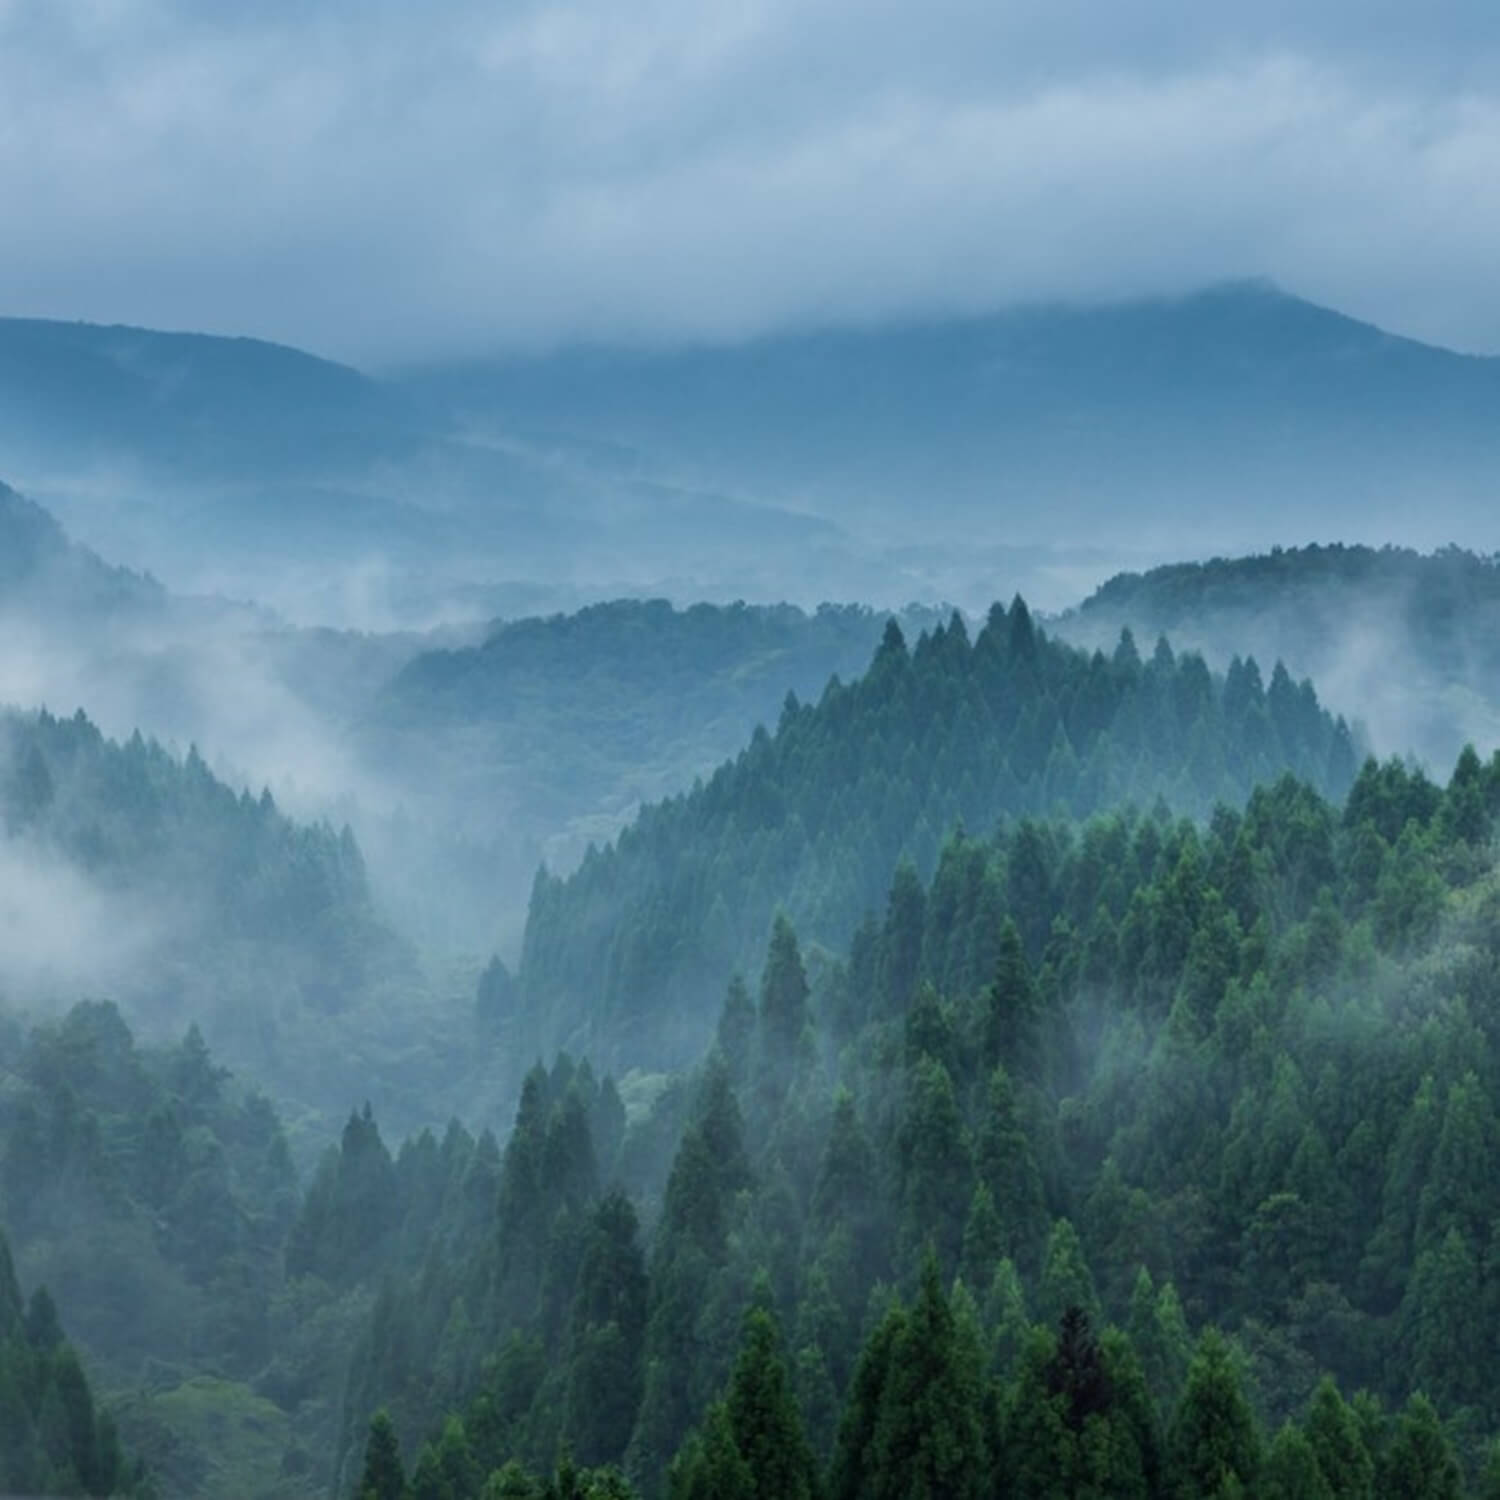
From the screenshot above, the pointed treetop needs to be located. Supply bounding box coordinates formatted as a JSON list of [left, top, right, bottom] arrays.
[[878, 617, 908, 659]]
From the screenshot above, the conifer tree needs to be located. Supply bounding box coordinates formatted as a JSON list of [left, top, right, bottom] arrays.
[[724, 1305, 818, 1500], [866, 1250, 987, 1500], [1167, 1330, 1261, 1500], [1262, 1422, 1335, 1500], [358, 1408, 407, 1500], [1302, 1377, 1374, 1500], [1376, 1395, 1462, 1500]]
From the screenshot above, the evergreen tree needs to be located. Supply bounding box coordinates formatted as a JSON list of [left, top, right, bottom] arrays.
[[1303, 1377, 1375, 1500], [760, 914, 811, 1069], [983, 916, 1039, 1079], [1167, 1330, 1261, 1500], [1262, 1422, 1335, 1500], [1037, 1219, 1101, 1330], [358, 1408, 407, 1500], [865, 1251, 987, 1500], [667, 1402, 753, 1500], [1376, 1395, 1462, 1500], [723, 1305, 818, 1500]]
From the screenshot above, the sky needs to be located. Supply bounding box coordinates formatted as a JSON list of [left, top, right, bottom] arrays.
[[4, 0, 1500, 365]]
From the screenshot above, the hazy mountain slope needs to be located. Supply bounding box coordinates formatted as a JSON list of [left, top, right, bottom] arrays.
[[0, 707, 462, 1142], [512, 601, 1359, 1073], [0, 1205, 146, 1495], [0, 478, 163, 618], [1057, 544, 1500, 771], [0, 317, 415, 478], [0, 483, 940, 963], [0, 320, 869, 624], [402, 282, 1500, 557], [370, 599, 946, 933], [18, 285, 1500, 625]]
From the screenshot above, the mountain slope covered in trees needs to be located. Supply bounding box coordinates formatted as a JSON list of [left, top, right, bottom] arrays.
[[0, 1216, 149, 1497], [373, 599, 945, 919], [1061, 543, 1500, 772], [327, 745, 1500, 1498], [0, 706, 437, 1133], [515, 600, 1360, 1072]]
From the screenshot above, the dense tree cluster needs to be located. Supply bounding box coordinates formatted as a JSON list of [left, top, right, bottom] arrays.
[[0, 706, 425, 1120], [331, 742, 1500, 1498], [0, 1224, 148, 1496], [1067, 542, 1500, 771], [0, 705, 374, 969], [1079, 543, 1500, 648], [387, 598, 943, 739], [370, 598, 947, 951], [9, 568, 1500, 1500], [517, 600, 1359, 1072], [0, 1000, 298, 1377]]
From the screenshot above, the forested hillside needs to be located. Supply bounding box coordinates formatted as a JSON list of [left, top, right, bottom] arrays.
[[0, 1001, 302, 1494], [0, 1217, 148, 1496], [372, 598, 944, 928], [322, 746, 1500, 1499], [0, 707, 428, 1131], [1062, 544, 1500, 772], [515, 600, 1360, 1072]]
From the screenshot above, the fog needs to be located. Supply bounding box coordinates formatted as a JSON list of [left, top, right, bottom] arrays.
[[0, 834, 165, 1006]]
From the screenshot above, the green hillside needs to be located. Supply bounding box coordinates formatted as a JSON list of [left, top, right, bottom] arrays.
[[515, 600, 1360, 1072]]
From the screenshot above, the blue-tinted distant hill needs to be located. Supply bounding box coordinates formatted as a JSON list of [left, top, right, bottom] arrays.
[[373, 597, 947, 879], [0, 317, 866, 624], [0, 477, 162, 617], [401, 281, 1500, 557], [0, 316, 416, 476]]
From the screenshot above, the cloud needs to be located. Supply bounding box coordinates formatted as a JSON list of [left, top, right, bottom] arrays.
[[0, 834, 166, 1005], [4, 0, 1500, 360]]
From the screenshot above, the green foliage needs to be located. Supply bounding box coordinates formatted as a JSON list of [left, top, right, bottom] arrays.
[[0, 1224, 143, 1496], [516, 603, 1359, 1071], [0, 706, 421, 1131], [1072, 542, 1500, 774], [359, 1408, 406, 1500], [1378, 1394, 1464, 1500], [339, 745, 1500, 1500], [1167, 1330, 1261, 1499]]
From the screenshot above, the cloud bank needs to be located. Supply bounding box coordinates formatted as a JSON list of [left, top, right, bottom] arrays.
[[4, 0, 1500, 361]]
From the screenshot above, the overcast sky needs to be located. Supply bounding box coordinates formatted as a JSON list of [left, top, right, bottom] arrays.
[[5, 0, 1500, 365]]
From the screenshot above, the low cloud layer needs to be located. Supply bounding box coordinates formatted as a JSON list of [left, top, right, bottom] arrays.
[[4, 0, 1500, 362], [0, 834, 165, 1007]]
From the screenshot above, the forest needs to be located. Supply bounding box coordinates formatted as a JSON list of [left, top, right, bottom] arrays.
[[303, 743, 1500, 1500], [1062, 545, 1500, 773], [515, 600, 1358, 1075], [4, 586, 1497, 1497]]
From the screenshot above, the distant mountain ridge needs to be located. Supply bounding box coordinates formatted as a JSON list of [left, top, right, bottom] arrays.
[[0, 315, 866, 622], [399, 281, 1500, 554], [9, 282, 1500, 622], [0, 316, 412, 476]]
